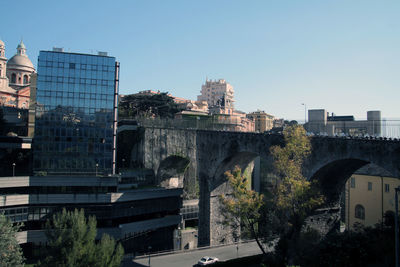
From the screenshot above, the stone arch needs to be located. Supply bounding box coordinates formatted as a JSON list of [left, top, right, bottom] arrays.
[[309, 158, 397, 205], [210, 151, 260, 194], [23, 75, 28, 84], [310, 158, 370, 204], [306, 157, 397, 235], [156, 155, 190, 189], [208, 151, 261, 245]]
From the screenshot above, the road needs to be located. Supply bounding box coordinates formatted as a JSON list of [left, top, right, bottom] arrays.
[[123, 241, 261, 267]]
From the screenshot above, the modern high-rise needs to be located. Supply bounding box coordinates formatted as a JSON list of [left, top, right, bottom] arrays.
[[34, 49, 119, 175], [197, 79, 234, 114]]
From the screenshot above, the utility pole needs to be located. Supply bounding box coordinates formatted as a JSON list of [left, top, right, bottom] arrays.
[[395, 186, 400, 267], [301, 103, 307, 124], [148, 246, 152, 267]]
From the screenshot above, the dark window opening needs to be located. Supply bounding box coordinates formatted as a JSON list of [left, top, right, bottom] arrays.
[[385, 184, 390, 193], [355, 204, 365, 220], [350, 177, 355, 188]]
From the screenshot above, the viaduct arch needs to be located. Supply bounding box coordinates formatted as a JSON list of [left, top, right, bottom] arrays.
[[129, 126, 400, 247]]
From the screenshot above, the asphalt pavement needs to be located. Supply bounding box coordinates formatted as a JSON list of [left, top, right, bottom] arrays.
[[123, 241, 261, 267]]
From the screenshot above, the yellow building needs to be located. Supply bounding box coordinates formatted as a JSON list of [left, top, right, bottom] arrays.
[[247, 110, 274, 133], [344, 165, 400, 229]]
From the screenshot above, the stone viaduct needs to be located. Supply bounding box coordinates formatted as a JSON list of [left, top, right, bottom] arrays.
[[125, 126, 400, 247]]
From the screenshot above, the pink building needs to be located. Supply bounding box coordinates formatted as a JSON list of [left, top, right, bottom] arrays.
[[0, 40, 35, 109]]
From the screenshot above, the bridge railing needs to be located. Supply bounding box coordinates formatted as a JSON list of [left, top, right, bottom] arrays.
[[119, 116, 400, 138], [304, 120, 400, 139]]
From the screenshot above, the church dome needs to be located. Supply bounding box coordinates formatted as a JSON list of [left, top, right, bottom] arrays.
[[7, 41, 35, 71], [7, 54, 34, 69]]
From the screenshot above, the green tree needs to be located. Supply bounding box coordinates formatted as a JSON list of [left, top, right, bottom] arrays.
[[270, 125, 324, 264], [38, 209, 123, 267], [119, 92, 183, 119], [219, 166, 269, 255], [0, 213, 24, 267]]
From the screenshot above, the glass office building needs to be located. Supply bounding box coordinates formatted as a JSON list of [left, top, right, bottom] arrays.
[[34, 50, 119, 175]]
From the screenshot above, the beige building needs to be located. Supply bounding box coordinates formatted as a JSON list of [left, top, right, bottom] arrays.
[[247, 110, 274, 133], [344, 165, 399, 229], [197, 79, 234, 114]]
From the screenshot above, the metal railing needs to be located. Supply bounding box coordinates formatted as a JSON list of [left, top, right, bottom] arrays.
[[119, 116, 400, 138], [304, 119, 400, 139]]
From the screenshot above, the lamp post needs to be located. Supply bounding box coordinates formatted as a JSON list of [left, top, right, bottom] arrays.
[[95, 163, 98, 176], [12, 163, 16, 177], [301, 103, 307, 124], [148, 246, 152, 267], [395, 187, 400, 267]]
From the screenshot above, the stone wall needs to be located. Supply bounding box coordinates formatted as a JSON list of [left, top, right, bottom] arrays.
[[142, 127, 199, 198], [130, 126, 400, 247]]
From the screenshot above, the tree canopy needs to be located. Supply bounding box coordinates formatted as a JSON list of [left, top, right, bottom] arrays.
[[38, 209, 123, 267], [270, 125, 324, 264], [119, 92, 183, 119], [219, 125, 325, 265], [271, 125, 324, 220], [0, 213, 24, 267]]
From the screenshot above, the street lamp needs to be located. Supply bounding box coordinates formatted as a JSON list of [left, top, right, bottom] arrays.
[[176, 226, 181, 251], [395, 186, 400, 267], [95, 163, 99, 176], [12, 163, 16, 177], [148, 246, 152, 267], [301, 103, 307, 124]]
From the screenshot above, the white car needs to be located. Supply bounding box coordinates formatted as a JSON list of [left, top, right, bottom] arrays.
[[198, 256, 219, 265]]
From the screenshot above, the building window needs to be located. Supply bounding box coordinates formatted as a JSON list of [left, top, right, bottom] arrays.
[[23, 75, 29, 84], [11, 73, 16, 83], [368, 182, 372, 191], [385, 184, 390, 193], [355, 204, 365, 220], [350, 177, 355, 188], [69, 63, 76, 69]]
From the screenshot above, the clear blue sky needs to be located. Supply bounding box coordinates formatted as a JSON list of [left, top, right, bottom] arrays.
[[2, 0, 399, 121]]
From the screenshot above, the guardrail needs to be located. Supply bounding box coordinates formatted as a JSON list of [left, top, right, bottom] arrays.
[[304, 119, 400, 138], [119, 117, 400, 138], [123, 238, 258, 260]]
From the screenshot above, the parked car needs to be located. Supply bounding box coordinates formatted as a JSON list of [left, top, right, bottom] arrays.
[[198, 256, 219, 265]]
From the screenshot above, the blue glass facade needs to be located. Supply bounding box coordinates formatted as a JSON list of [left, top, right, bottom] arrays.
[[34, 51, 118, 175]]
